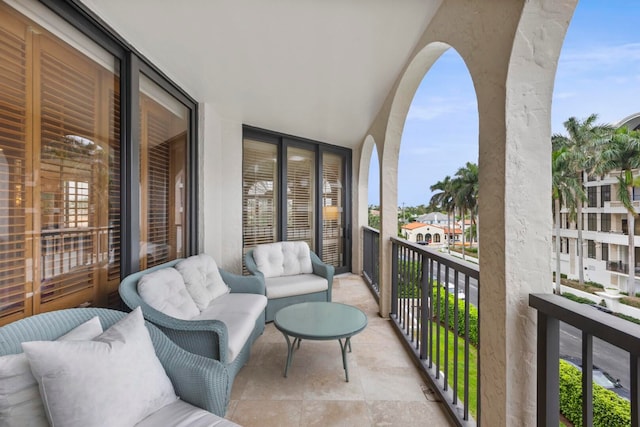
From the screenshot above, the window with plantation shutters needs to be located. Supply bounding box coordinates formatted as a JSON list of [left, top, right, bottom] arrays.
[[139, 76, 188, 270], [242, 128, 351, 273], [0, 8, 30, 324], [243, 139, 278, 253], [0, 3, 120, 325], [287, 147, 315, 248], [322, 153, 344, 268]]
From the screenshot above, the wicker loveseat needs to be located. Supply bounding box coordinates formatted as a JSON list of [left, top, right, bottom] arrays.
[[245, 241, 335, 322], [0, 307, 237, 426], [119, 255, 267, 391]]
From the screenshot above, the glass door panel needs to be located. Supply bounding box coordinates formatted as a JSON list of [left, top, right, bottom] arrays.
[[139, 74, 188, 269], [286, 147, 315, 248], [322, 152, 344, 269]]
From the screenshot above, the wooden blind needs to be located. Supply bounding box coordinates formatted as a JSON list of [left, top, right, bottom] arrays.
[[0, 3, 121, 324], [286, 147, 315, 248], [0, 11, 29, 324], [38, 36, 100, 311], [139, 92, 187, 269], [322, 153, 343, 268], [242, 139, 278, 252], [105, 85, 121, 306]]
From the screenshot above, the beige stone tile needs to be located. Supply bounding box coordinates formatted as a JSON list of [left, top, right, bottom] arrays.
[[302, 368, 365, 401], [354, 341, 415, 369], [301, 400, 372, 427], [237, 365, 307, 400], [229, 400, 302, 427], [224, 399, 238, 419], [359, 366, 429, 401], [368, 401, 453, 426]]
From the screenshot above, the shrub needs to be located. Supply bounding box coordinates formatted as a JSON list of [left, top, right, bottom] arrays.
[[562, 292, 595, 305], [434, 291, 479, 346], [559, 360, 630, 427]]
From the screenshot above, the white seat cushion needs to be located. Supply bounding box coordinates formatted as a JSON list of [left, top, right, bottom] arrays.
[[193, 293, 267, 362], [265, 274, 328, 299], [176, 254, 230, 311], [136, 399, 240, 427], [138, 268, 200, 320], [0, 317, 103, 427], [253, 241, 313, 278], [22, 308, 177, 427]]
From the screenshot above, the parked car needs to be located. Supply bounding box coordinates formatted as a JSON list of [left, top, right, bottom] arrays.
[[561, 355, 629, 400]]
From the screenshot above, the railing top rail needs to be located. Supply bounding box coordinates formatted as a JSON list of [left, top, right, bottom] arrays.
[[391, 236, 479, 279], [530, 293, 640, 356], [362, 225, 379, 233]]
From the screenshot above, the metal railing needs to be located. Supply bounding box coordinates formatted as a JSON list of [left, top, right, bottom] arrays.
[[362, 226, 380, 298], [390, 236, 480, 426], [530, 293, 640, 427]]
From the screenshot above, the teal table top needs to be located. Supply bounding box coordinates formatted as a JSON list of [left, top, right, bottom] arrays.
[[274, 302, 367, 340]]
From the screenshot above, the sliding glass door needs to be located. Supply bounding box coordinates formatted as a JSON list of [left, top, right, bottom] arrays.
[[242, 128, 351, 273]]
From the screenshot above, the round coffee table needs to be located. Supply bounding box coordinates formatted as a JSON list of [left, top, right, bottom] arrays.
[[274, 301, 367, 382]]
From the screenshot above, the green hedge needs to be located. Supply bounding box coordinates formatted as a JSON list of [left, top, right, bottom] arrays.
[[436, 291, 479, 346], [562, 292, 596, 305], [559, 360, 630, 427]]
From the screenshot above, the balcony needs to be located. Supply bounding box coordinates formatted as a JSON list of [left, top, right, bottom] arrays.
[[228, 272, 455, 426]]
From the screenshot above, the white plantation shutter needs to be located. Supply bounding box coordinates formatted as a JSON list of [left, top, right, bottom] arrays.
[[286, 147, 315, 248], [243, 139, 278, 251], [322, 153, 343, 268]]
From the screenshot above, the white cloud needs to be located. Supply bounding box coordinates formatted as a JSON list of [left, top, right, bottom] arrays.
[[406, 97, 476, 122], [559, 43, 640, 74]]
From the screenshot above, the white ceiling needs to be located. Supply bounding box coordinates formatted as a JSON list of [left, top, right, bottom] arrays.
[[80, 1, 442, 147]]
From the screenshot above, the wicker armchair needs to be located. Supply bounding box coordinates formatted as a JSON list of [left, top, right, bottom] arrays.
[[0, 307, 231, 417], [245, 243, 335, 322]]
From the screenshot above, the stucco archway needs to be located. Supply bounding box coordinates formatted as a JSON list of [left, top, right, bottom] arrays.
[[362, 1, 578, 425]]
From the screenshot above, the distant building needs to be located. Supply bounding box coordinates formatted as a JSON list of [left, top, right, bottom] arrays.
[[401, 222, 460, 247], [416, 212, 448, 226]]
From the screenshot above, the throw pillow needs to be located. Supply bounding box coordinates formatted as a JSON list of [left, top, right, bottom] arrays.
[[176, 254, 230, 310], [0, 316, 103, 427], [22, 307, 177, 427], [137, 268, 200, 319]]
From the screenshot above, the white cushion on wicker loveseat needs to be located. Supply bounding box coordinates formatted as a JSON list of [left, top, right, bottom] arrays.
[[252, 241, 313, 278], [22, 308, 178, 427], [138, 268, 200, 320], [176, 254, 230, 310], [0, 317, 103, 427]]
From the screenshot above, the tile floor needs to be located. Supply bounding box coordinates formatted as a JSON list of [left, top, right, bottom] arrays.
[[225, 274, 455, 426]]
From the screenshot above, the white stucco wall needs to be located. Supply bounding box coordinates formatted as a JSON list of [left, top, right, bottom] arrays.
[[199, 103, 244, 273], [357, 0, 578, 425]]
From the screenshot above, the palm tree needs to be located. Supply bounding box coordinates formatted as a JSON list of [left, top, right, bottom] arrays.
[[552, 114, 613, 286], [594, 126, 640, 295], [430, 176, 455, 254], [551, 147, 582, 294], [453, 162, 479, 260]]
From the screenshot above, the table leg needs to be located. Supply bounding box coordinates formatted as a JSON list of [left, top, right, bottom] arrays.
[[282, 333, 295, 378], [338, 336, 352, 382]]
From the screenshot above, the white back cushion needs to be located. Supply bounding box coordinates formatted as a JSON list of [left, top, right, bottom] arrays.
[[138, 268, 200, 319], [0, 317, 103, 427], [22, 308, 177, 427], [253, 242, 313, 278], [176, 254, 230, 311]]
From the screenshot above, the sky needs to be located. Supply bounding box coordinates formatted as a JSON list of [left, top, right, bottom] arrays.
[[368, 1, 640, 207]]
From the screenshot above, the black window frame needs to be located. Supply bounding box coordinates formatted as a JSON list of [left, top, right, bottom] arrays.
[[39, 0, 199, 278]]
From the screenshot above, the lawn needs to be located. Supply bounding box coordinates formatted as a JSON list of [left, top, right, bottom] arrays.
[[429, 323, 479, 419]]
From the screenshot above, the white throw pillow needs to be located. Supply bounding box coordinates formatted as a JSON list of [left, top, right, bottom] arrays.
[[138, 268, 200, 319], [176, 254, 230, 310], [253, 242, 313, 278], [0, 316, 103, 427], [22, 308, 177, 427], [252, 243, 285, 278]]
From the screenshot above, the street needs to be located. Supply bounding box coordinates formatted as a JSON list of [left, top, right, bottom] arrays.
[[434, 267, 629, 389]]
